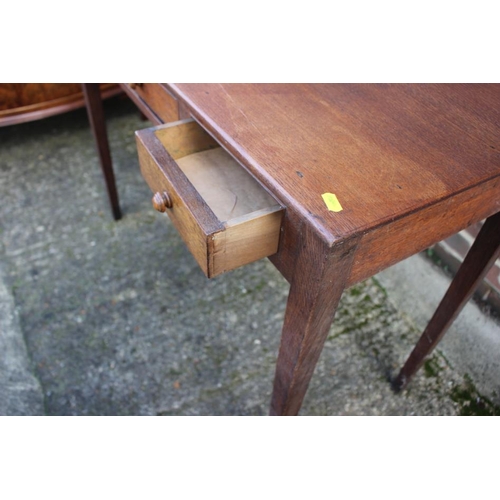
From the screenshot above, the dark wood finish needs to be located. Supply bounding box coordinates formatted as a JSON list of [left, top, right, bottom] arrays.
[[121, 84, 180, 125], [163, 84, 500, 414], [0, 83, 121, 127], [82, 83, 121, 220], [347, 175, 500, 286], [270, 226, 359, 415], [393, 211, 500, 391], [169, 85, 500, 213]]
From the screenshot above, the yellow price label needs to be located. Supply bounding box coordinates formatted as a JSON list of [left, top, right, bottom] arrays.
[[321, 193, 343, 212]]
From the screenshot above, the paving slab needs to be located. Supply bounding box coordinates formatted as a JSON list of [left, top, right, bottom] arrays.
[[0, 261, 44, 415]]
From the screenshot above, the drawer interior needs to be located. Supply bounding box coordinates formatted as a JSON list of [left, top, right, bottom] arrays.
[[138, 119, 284, 277], [177, 148, 278, 222], [154, 121, 281, 224]]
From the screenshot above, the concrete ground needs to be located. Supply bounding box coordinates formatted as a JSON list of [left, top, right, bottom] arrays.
[[1, 95, 499, 416]]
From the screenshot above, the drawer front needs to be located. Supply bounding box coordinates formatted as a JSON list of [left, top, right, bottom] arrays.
[[124, 84, 180, 124], [136, 119, 284, 277]]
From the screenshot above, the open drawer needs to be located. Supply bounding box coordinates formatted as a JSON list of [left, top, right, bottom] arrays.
[[135, 119, 284, 278]]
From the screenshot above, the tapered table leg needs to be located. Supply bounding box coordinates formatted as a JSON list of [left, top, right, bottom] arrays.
[[270, 226, 359, 416], [393, 211, 500, 392], [82, 83, 121, 220]]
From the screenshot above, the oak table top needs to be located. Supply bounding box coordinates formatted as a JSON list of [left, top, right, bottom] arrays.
[[167, 84, 500, 287]]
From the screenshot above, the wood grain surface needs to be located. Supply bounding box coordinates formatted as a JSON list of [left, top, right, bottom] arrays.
[[0, 83, 84, 111], [136, 120, 283, 277], [0, 83, 121, 126], [121, 84, 179, 125], [270, 224, 360, 415], [136, 125, 223, 275], [167, 85, 499, 234], [165, 84, 500, 284]]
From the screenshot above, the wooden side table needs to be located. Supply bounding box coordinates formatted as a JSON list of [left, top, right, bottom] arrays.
[[86, 84, 500, 415]]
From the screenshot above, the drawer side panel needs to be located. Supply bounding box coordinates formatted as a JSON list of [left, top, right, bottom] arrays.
[[136, 131, 223, 276]]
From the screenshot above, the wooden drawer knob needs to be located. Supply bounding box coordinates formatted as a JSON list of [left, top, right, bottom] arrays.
[[152, 191, 172, 212]]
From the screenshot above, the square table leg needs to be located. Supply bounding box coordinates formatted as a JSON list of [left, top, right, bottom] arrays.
[[393, 211, 500, 392], [82, 83, 121, 220], [270, 226, 359, 416]]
